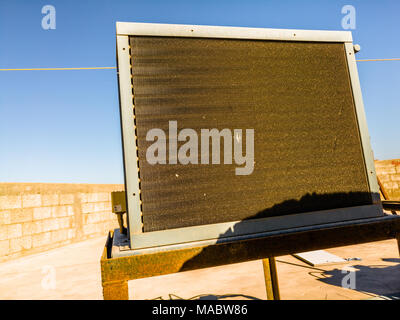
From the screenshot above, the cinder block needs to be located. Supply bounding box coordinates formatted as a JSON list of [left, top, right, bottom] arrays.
[[383, 181, 399, 190], [21, 236, 32, 250], [7, 224, 22, 239], [0, 195, 22, 210], [100, 192, 111, 202], [66, 206, 74, 216], [83, 224, 96, 235], [102, 222, 112, 234], [67, 229, 76, 240], [374, 164, 392, 170], [58, 217, 71, 229], [99, 212, 109, 222], [98, 212, 108, 223], [92, 203, 102, 213], [9, 209, 33, 224], [99, 211, 112, 223], [9, 237, 31, 253], [0, 211, 11, 225], [110, 210, 117, 219], [86, 193, 110, 203], [41, 194, 59, 206], [33, 207, 52, 220], [32, 221, 43, 234], [79, 193, 89, 203], [29, 221, 51, 235], [86, 212, 100, 224], [69, 216, 76, 228], [0, 225, 8, 241], [390, 174, 400, 182], [32, 232, 51, 248], [59, 194, 74, 205], [51, 229, 69, 243], [93, 202, 111, 213], [81, 203, 94, 214], [377, 174, 391, 182], [9, 238, 22, 253], [104, 202, 112, 211], [51, 206, 68, 218], [377, 167, 397, 175], [22, 194, 41, 208], [22, 222, 33, 236], [41, 219, 59, 232], [0, 240, 9, 256], [26, 221, 41, 235], [84, 212, 116, 226]]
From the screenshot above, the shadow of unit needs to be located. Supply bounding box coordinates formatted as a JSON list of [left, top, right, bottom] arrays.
[[101, 214, 400, 300]]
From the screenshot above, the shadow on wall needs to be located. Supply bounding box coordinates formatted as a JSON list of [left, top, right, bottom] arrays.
[[179, 191, 378, 272]]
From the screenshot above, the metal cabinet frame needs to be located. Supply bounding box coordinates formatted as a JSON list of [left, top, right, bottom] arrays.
[[115, 22, 381, 252]]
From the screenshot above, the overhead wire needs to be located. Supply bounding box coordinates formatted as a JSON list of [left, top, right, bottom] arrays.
[[356, 58, 400, 62], [0, 67, 116, 71], [0, 58, 399, 71]]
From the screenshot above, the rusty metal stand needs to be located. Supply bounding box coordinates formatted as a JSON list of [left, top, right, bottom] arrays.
[[101, 215, 400, 300], [103, 280, 129, 300], [397, 234, 400, 257], [262, 257, 280, 300]]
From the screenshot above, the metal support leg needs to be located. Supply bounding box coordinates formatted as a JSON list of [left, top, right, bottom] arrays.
[[262, 257, 280, 300], [102, 280, 129, 300], [397, 234, 400, 257]]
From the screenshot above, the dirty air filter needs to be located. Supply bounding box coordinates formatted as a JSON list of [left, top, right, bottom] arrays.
[[128, 35, 373, 233]]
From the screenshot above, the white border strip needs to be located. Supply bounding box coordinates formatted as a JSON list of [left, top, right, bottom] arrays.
[[116, 22, 352, 42]]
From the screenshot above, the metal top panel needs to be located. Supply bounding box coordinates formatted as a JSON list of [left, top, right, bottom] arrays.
[[116, 22, 352, 42]]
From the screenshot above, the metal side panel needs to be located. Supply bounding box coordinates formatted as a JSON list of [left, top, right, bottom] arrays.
[[344, 42, 381, 206], [116, 35, 143, 236]]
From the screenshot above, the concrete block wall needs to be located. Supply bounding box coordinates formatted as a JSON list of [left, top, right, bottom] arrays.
[[374, 159, 400, 200], [0, 183, 123, 262]]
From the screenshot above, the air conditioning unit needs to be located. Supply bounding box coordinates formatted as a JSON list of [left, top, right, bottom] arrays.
[[114, 22, 382, 255]]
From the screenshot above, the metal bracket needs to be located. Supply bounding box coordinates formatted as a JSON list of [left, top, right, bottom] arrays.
[[111, 191, 127, 235]]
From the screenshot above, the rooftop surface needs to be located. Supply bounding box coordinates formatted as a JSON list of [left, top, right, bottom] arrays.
[[0, 236, 398, 300]]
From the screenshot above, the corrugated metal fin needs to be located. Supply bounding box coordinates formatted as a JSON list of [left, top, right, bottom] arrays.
[[130, 36, 371, 232]]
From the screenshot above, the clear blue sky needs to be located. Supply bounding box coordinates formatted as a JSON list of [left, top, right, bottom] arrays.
[[0, 0, 399, 183]]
